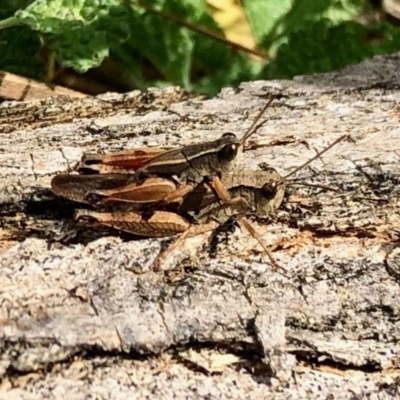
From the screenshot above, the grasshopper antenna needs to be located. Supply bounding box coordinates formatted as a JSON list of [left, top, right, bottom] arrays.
[[282, 135, 348, 181], [240, 96, 276, 145], [286, 181, 338, 192]]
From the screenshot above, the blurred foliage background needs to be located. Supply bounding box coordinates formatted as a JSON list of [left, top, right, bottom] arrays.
[[1, 0, 400, 96]]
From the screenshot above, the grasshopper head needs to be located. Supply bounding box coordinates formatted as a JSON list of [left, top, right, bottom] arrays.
[[216, 132, 243, 174], [259, 180, 286, 215], [253, 167, 286, 217], [196, 97, 276, 177]]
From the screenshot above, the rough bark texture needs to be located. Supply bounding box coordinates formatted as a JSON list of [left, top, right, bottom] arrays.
[[1, 53, 400, 399]]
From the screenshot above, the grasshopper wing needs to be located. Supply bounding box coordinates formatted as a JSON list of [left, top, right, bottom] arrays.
[[76, 147, 172, 174], [51, 173, 177, 206]]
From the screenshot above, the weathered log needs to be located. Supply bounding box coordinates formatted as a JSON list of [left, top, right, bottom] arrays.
[[1, 53, 400, 399]]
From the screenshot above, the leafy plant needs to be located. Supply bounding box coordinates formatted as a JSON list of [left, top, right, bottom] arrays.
[[0, 0, 398, 96]]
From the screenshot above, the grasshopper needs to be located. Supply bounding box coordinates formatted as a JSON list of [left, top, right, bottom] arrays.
[[72, 167, 287, 272], [51, 160, 287, 272], [69, 98, 276, 206]]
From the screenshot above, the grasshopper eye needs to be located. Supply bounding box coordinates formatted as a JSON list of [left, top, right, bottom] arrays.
[[261, 182, 278, 199], [218, 143, 239, 161]]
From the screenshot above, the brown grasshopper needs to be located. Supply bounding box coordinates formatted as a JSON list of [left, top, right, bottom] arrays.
[[71, 167, 287, 272], [68, 98, 276, 206]]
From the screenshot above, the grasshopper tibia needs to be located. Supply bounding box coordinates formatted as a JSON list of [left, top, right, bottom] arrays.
[[238, 217, 289, 277]]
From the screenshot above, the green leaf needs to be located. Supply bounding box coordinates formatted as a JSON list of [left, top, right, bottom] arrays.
[[244, 0, 293, 45], [117, 0, 252, 91], [245, 0, 366, 53], [322, 0, 365, 23], [14, 0, 132, 72], [2, 0, 397, 97], [192, 51, 262, 96], [0, 0, 35, 20], [122, 3, 194, 89], [264, 20, 400, 79]]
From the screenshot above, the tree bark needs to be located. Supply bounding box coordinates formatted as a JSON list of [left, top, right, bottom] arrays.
[[1, 53, 400, 399]]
